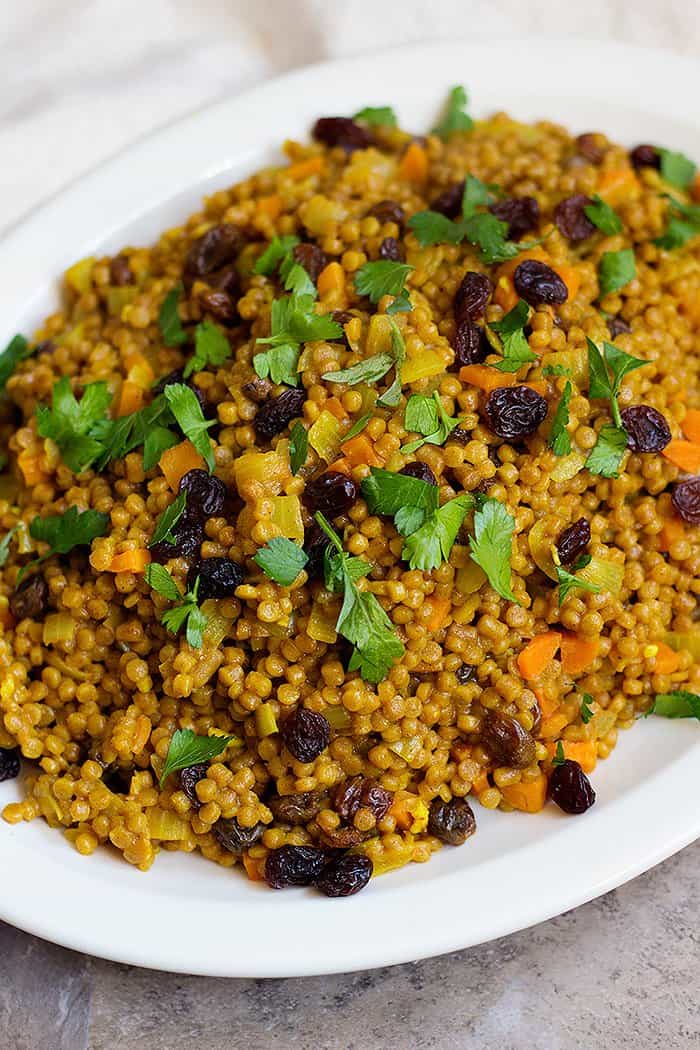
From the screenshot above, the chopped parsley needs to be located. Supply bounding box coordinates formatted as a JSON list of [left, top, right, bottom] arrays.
[[556, 554, 601, 605], [655, 196, 700, 251], [354, 260, 413, 314], [354, 105, 397, 127], [402, 493, 474, 572], [489, 300, 537, 373], [598, 248, 636, 298], [323, 320, 405, 407], [149, 492, 187, 548], [315, 512, 404, 683], [36, 377, 112, 474], [401, 391, 462, 453], [288, 420, 308, 475], [342, 413, 372, 443], [0, 525, 19, 568], [158, 285, 188, 347], [254, 235, 316, 298], [361, 467, 439, 538], [549, 380, 573, 456], [580, 694, 594, 724], [255, 293, 342, 387], [254, 235, 300, 276], [432, 85, 473, 138], [163, 383, 216, 472], [159, 728, 240, 787], [585, 338, 645, 478], [183, 322, 231, 379], [583, 195, 622, 235], [20, 506, 109, 582], [646, 690, 700, 720], [542, 363, 573, 378], [253, 536, 308, 586], [0, 334, 33, 392], [552, 740, 566, 766], [376, 322, 406, 408], [91, 393, 177, 472], [145, 563, 208, 648], [469, 497, 517, 602], [658, 148, 697, 190], [585, 423, 629, 478]]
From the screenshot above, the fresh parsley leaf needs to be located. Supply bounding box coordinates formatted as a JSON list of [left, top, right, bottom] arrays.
[[552, 740, 566, 766], [463, 212, 518, 265], [376, 322, 406, 408], [279, 258, 316, 298], [254, 235, 300, 276], [0, 334, 33, 392], [145, 564, 208, 648], [183, 322, 231, 379], [402, 493, 474, 572], [354, 105, 397, 127], [322, 353, 394, 386], [542, 364, 573, 378], [583, 195, 622, 235], [407, 210, 466, 247], [342, 413, 372, 443], [159, 728, 240, 787], [490, 299, 529, 336], [254, 344, 300, 387], [432, 85, 473, 138], [354, 260, 413, 309], [159, 285, 188, 347], [143, 425, 179, 471], [254, 236, 316, 297], [654, 196, 700, 250], [555, 560, 601, 605], [401, 391, 461, 452], [255, 294, 342, 386], [164, 383, 216, 472], [22, 506, 109, 581], [586, 337, 645, 428], [658, 148, 697, 190], [361, 467, 439, 536], [149, 492, 187, 548], [289, 420, 308, 475], [585, 423, 629, 478], [0, 525, 19, 568], [144, 562, 182, 602], [469, 497, 517, 602], [549, 381, 573, 456], [315, 512, 404, 683], [647, 690, 700, 720], [490, 299, 537, 373], [598, 249, 636, 298], [253, 537, 308, 586], [36, 377, 112, 474], [580, 694, 594, 724], [91, 394, 177, 472]]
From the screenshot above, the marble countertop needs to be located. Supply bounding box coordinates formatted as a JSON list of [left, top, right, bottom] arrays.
[[1, 2, 699, 1047]]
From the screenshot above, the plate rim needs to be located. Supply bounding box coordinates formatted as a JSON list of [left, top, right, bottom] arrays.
[[1, 35, 699, 977]]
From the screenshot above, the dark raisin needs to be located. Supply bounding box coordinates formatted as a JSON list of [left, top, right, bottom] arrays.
[[455, 663, 477, 684], [109, 255, 134, 286], [454, 272, 493, 324], [102, 765, 133, 794], [312, 117, 371, 152], [334, 776, 392, 822], [489, 196, 540, 240], [427, 797, 476, 845], [210, 263, 240, 298], [451, 319, 489, 367], [315, 853, 373, 897], [484, 386, 548, 441], [620, 405, 672, 453], [400, 462, 437, 486], [549, 759, 596, 814], [575, 133, 606, 164], [184, 224, 244, 278], [319, 825, 366, 849], [607, 316, 631, 339], [178, 763, 207, 808], [214, 817, 265, 854], [264, 844, 327, 888], [188, 557, 244, 600], [242, 376, 272, 403], [378, 236, 405, 262], [9, 575, 48, 621], [0, 747, 21, 782], [304, 471, 357, 516], [149, 517, 204, 563], [199, 288, 237, 324], [555, 517, 591, 566], [268, 791, 324, 825], [514, 260, 568, 306], [281, 707, 331, 763], [303, 521, 331, 580], [178, 469, 227, 520], [672, 478, 700, 524], [554, 194, 596, 242], [368, 200, 406, 228], [292, 243, 327, 282], [448, 427, 472, 445], [629, 144, 660, 170], [430, 181, 465, 218], [480, 711, 536, 769], [253, 388, 307, 442]]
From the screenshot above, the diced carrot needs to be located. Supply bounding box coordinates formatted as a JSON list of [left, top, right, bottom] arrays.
[[658, 517, 686, 552], [517, 631, 562, 680], [459, 364, 516, 393], [330, 456, 352, 475], [560, 634, 600, 676], [545, 739, 597, 773], [680, 409, 700, 445], [501, 774, 547, 813], [398, 142, 429, 183], [598, 167, 640, 205], [423, 595, 451, 633], [652, 640, 681, 675], [340, 433, 383, 468], [159, 440, 206, 491], [471, 770, 490, 795], [116, 380, 144, 418], [324, 396, 348, 421], [389, 792, 428, 832], [286, 155, 324, 181], [539, 712, 569, 739], [242, 852, 266, 882], [554, 263, 581, 302], [532, 685, 560, 720], [109, 549, 151, 574], [17, 451, 47, 487], [662, 439, 700, 473], [493, 275, 518, 314], [317, 261, 345, 300], [256, 194, 282, 219], [525, 380, 549, 397]]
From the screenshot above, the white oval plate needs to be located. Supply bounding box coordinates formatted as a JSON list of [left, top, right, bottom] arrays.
[[1, 38, 699, 978]]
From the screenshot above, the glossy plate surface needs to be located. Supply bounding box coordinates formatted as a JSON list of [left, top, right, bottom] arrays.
[[1, 38, 698, 977]]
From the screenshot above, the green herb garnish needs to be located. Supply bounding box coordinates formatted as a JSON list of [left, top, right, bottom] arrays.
[[549, 380, 573, 456], [432, 85, 473, 138], [583, 195, 622, 235], [552, 740, 566, 766], [342, 413, 372, 443], [255, 294, 342, 386], [183, 322, 231, 379], [489, 300, 537, 373], [163, 383, 216, 472], [585, 423, 629, 478], [36, 377, 112, 474], [0, 334, 33, 392], [542, 364, 572, 378], [254, 235, 316, 298], [254, 235, 300, 276], [655, 196, 700, 250], [376, 322, 406, 407], [145, 563, 208, 648], [21, 506, 109, 582], [253, 536, 308, 586], [361, 467, 440, 538], [580, 694, 594, 724], [159, 285, 188, 347], [469, 497, 517, 602], [646, 691, 700, 720], [91, 394, 177, 472], [354, 105, 397, 127], [556, 554, 601, 605], [323, 320, 405, 406], [598, 249, 636, 298], [159, 728, 241, 787], [402, 493, 474, 572], [149, 492, 187, 548], [401, 391, 462, 453], [289, 420, 308, 475], [586, 338, 645, 427], [354, 260, 413, 314], [0, 525, 19, 568], [659, 148, 697, 190]]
